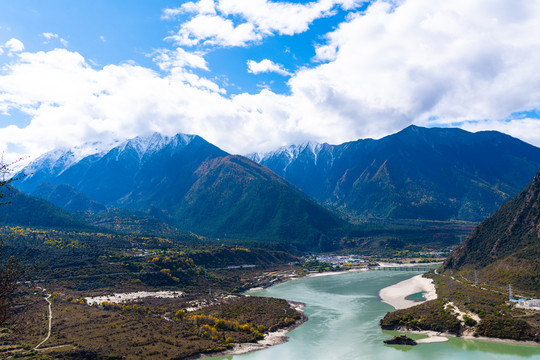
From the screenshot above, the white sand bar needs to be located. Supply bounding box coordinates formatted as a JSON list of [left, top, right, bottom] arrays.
[[416, 336, 448, 344], [85, 291, 184, 305], [379, 274, 437, 310]]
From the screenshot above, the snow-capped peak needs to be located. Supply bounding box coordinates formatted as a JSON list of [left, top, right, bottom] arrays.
[[22, 139, 122, 178], [21, 132, 196, 179], [117, 132, 195, 161], [253, 141, 321, 162], [247, 140, 324, 171]]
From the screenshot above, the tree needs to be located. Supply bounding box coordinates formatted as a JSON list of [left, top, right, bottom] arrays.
[[0, 157, 28, 326]]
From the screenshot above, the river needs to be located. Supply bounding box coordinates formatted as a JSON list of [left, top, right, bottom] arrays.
[[209, 270, 540, 360]]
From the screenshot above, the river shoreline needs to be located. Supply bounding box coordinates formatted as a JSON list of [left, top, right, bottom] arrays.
[[289, 266, 539, 348], [200, 265, 537, 359], [389, 327, 540, 347], [194, 300, 308, 359], [191, 266, 400, 359], [209, 264, 440, 357]]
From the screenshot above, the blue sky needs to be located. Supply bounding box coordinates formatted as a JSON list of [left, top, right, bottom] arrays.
[[0, 1, 173, 68], [0, 0, 357, 95], [1, 0, 540, 161]]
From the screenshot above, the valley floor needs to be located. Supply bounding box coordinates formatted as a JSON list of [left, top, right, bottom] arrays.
[[1, 264, 306, 360]]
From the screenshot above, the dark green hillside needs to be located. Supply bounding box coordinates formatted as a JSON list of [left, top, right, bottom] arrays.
[[175, 156, 347, 247], [443, 168, 540, 293], [79, 208, 181, 237], [0, 189, 94, 230], [32, 182, 107, 213]]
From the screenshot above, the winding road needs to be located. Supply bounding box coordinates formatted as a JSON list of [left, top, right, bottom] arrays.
[[34, 293, 52, 350]]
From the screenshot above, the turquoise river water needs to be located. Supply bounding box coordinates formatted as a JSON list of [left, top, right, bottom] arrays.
[[209, 270, 540, 360]]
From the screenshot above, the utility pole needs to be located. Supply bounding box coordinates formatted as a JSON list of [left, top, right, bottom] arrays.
[[474, 270, 478, 286], [509, 284, 513, 301]]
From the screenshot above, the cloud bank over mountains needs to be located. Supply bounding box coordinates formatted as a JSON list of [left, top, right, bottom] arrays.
[[1, 0, 540, 162]]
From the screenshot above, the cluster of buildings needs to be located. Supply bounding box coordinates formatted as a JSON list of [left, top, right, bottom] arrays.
[[314, 255, 369, 268], [514, 299, 540, 310]]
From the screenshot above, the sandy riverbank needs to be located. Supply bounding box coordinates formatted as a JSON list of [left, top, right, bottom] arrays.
[[305, 268, 368, 278], [379, 274, 437, 310]]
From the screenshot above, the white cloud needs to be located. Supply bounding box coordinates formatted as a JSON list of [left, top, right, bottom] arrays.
[[247, 59, 292, 76], [163, 0, 217, 19], [0, 48, 241, 160], [41, 32, 69, 47], [167, 15, 260, 47], [217, 0, 336, 35], [2, 0, 540, 164], [335, 0, 366, 10], [3, 38, 24, 53], [460, 118, 540, 148], [166, 0, 364, 47], [153, 48, 209, 72], [284, 0, 540, 142], [42, 32, 57, 40], [161, 7, 184, 19]]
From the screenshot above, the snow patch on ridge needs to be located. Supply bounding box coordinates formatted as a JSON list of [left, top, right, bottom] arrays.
[[21, 132, 196, 179], [116, 133, 195, 161], [23, 139, 122, 178], [248, 140, 324, 170]]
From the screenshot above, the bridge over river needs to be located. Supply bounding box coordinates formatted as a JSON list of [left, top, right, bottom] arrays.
[[368, 265, 436, 272]]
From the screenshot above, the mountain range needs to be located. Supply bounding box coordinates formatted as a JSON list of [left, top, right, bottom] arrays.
[[15, 133, 345, 246], [249, 125, 540, 221], [13, 125, 540, 248]]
